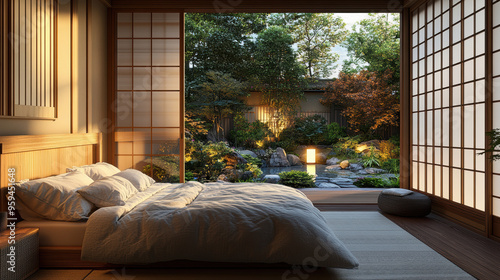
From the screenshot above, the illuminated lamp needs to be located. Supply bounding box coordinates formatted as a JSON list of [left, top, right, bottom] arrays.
[[306, 148, 316, 164]]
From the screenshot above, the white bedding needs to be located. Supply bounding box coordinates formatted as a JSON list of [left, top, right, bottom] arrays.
[[81, 182, 359, 268]]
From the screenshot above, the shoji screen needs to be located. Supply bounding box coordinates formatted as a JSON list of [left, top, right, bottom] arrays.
[[113, 12, 184, 183], [493, 0, 500, 229], [410, 0, 487, 212]]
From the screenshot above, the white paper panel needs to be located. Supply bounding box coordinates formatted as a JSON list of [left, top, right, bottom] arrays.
[[464, 170, 474, 207], [427, 164, 434, 194], [435, 110, 442, 145], [494, 175, 500, 197], [435, 147, 442, 164], [476, 172, 485, 211], [493, 197, 500, 218], [452, 107, 461, 147], [476, 151, 485, 172], [453, 148, 461, 168], [443, 147, 450, 166], [412, 162, 419, 189], [443, 167, 450, 199], [452, 168, 462, 203], [463, 149, 474, 170], [435, 165, 442, 197], [463, 105, 474, 148], [419, 163, 426, 191], [476, 103, 485, 149]]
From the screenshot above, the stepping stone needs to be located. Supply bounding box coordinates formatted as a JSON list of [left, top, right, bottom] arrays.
[[329, 178, 354, 184], [316, 182, 341, 188], [262, 175, 280, 183]]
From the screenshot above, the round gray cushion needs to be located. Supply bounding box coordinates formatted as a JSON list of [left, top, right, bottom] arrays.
[[378, 191, 431, 217]]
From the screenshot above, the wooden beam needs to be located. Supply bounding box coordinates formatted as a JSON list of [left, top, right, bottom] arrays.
[[0, 133, 100, 154], [111, 0, 404, 12]]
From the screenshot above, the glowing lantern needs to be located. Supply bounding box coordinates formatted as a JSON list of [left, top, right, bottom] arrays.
[[306, 148, 316, 164], [306, 164, 316, 176]]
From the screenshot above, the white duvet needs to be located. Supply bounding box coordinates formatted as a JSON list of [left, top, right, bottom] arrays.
[[81, 181, 359, 268]]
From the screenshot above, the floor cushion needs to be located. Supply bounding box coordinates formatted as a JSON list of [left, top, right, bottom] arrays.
[[378, 189, 431, 217]]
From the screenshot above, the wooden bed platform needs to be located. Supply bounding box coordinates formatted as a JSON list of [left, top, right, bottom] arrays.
[[0, 133, 103, 268]]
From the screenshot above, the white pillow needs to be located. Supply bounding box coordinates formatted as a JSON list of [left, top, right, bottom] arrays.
[[15, 171, 95, 221], [114, 169, 155, 191], [78, 175, 138, 207], [382, 188, 414, 197], [67, 162, 120, 181]]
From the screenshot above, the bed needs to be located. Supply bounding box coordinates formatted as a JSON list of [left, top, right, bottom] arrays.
[[0, 133, 358, 269]]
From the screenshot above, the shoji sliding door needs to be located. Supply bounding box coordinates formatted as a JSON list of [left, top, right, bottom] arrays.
[[492, 0, 500, 237], [409, 0, 498, 237], [111, 12, 184, 183]]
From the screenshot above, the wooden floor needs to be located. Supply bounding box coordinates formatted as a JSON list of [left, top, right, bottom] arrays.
[[385, 212, 500, 280]]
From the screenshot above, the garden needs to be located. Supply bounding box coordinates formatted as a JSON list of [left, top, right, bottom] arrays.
[[148, 13, 403, 189]]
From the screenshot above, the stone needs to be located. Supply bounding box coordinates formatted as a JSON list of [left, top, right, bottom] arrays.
[[223, 169, 243, 182], [241, 171, 254, 181], [224, 152, 247, 169], [217, 174, 228, 182], [356, 140, 381, 154], [325, 165, 342, 171], [239, 150, 258, 158], [269, 148, 290, 167], [340, 160, 350, 169], [316, 153, 327, 164], [357, 170, 368, 175], [287, 154, 302, 166], [329, 178, 354, 185], [348, 163, 363, 171], [262, 174, 280, 184], [317, 182, 341, 188], [326, 157, 340, 165], [365, 168, 386, 174]]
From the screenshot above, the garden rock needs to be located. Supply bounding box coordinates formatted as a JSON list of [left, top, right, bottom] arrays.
[[269, 148, 290, 167], [287, 154, 302, 166], [263, 174, 280, 184], [326, 157, 340, 165], [340, 160, 350, 169], [317, 182, 341, 188], [316, 153, 327, 164], [357, 170, 368, 175], [325, 165, 342, 171], [329, 178, 354, 185], [223, 169, 243, 181], [224, 152, 247, 169], [356, 140, 381, 154], [239, 150, 258, 158], [217, 174, 228, 182], [241, 171, 254, 181], [365, 168, 386, 174], [348, 163, 363, 171]]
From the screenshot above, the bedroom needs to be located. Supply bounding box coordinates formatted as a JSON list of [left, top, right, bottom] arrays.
[[0, 0, 500, 279]]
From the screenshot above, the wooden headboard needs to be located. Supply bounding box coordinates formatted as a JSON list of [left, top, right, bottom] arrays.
[[0, 133, 102, 211]]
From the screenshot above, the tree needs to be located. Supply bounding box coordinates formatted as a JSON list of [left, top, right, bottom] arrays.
[[269, 13, 347, 79], [253, 26, 307, 133], [321, 71, 400, 135], [189, 71, 249, 141], [342, 14, 400, 89], [185, 13, 267, 101]]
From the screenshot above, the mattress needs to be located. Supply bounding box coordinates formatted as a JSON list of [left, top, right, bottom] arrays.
[[17, 220, 86, 247]]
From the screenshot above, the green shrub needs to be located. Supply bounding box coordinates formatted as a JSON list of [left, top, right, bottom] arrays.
[[353, 177, 387, 188], [325, 122, 347, 144], [185, 141, 234, 182], [386, 176, 400, 188], [293, 115, 327, 145], [278, 170, 315, 188], [362, 146, 381, 167], [381, 158, 400, 174], [185, 171, 195, 181], [332, 136, 362, 159], [230, 115, 272, 149], [143, 156, 180, 183], [241, 154, 263, 167]]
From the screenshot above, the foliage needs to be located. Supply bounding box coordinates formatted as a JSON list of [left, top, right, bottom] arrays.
[[479, 129, 500, 161], [381, 158, 400, 174], [269, 13, 347, 79], [321, 71, 400, 135], [379, 140, 400, 161], [185, 171, 195, 181], [293, 115, 328, 145], [241, 154, 263, 167], [185, 13, 267, 95], [278, 170, 315, 188], [253, 26, 307, 133], [342, 13, 400, 89], [362, 146, 381, 168], [189, 71, 249, 141], [255, 148, 277, 165], [325, 122, 347, 144], [185, 141, 234, 182], [143, 156, 180, 183], [230, 115, 273, 149], [332, 136, 362, 158], [185, 112, 211, 141], [244, 163, 263, 178], [353, 177, 387, 188]]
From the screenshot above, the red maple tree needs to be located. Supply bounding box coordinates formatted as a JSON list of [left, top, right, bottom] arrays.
[[321, 70, 400, 134]]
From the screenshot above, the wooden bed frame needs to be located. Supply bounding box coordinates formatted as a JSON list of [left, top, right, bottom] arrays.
[[0, 133, 106, 267], [0, 133, 291, 269]]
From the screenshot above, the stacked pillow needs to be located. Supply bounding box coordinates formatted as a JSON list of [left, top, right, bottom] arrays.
[[15, 162, 156, 221]]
